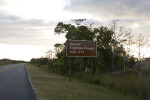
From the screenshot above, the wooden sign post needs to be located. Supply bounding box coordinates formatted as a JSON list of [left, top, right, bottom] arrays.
[[69, 57, 71, 82], [91, 58, 93, 84], [66, 40, 97, 82]]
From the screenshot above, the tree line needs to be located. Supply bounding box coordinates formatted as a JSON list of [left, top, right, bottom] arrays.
[[30, 19, 142, 75]]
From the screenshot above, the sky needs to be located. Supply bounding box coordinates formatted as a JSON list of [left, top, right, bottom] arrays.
[[0, 0, 150, 61]]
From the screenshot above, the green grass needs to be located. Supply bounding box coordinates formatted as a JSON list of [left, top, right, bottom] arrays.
[[26, 64, 138, 100]]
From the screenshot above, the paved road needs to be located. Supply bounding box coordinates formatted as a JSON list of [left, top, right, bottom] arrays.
[[0, 63, 37, 100]]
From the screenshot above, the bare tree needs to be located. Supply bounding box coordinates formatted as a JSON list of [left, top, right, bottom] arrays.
[[110, 19, 136, 72], [110, 19, 120, 70], [137, 34, 147, 69], [45, 50, 54, 69], [110, 19, 128, 71], [71, 18, 86, 25], [126, 29, 133, 56], [45, 50, 53, 59], [124, 29, 135, 69]]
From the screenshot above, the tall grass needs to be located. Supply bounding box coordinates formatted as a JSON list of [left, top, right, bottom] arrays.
[[72, 69, 150, 100], [94, 70, 150, 100]]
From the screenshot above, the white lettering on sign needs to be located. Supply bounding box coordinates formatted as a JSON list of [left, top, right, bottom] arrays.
[[69, 51, 85, 54], [70, 46, 83, 50], [84, 47, 94, 50], [70, 51, 77, 53], [69, 46, 94, 51], [67, 40, 97, 57], [70, 43, 81, 46]]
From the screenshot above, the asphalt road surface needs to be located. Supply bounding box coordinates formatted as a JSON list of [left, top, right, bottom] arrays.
[[0, 63, 37, 100]]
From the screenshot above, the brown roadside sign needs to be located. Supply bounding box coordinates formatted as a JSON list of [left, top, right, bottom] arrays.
[[66, 40, 97, 57]]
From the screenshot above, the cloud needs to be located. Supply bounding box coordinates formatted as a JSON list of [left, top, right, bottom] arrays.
[[64, 0, 150, 36], [0, 0, 5, 6], [64, 0, 150, 20], [0, 0, 7, 11], [0, 12, 55, 46]]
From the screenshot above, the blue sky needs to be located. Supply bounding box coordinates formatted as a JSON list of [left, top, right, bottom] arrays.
[[0, 0, 150, 61]]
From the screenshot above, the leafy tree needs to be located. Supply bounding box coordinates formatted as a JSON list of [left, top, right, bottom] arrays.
[[53, 49, 68, 75], [55, 22, 95, 40], [54, 43, 65, 59], [53, 21, 127, 74], [30, 58, 50, 66], [94, 26, 114, 72]]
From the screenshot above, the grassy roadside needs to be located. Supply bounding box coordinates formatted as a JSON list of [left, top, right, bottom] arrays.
[[0, 63, 12, 66], [0, 63, 21, 66], [26, 63, 139, 100]]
